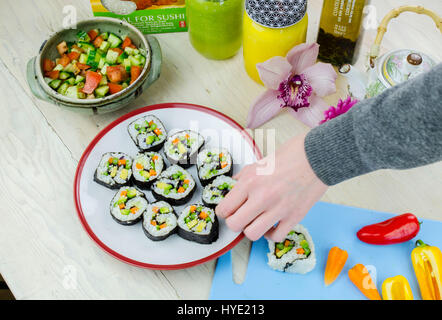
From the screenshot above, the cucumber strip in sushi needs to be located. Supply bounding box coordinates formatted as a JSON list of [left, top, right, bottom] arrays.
[[132, 152, 164, 189], [94, 152, 132, 189], [142, 201, 177, 241], [177, 205, 219, 244], [128, 115, 167, 152], [164, 130, 204, 168], [110, 186, 148, 225], [151, 165, 196, 206], [267, 224, 316, 274], [197, 148, 233, 186], [202, 175, 236, 208]]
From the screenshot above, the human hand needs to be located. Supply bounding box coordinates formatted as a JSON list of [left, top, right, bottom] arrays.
[[216, 133, 328, 242]]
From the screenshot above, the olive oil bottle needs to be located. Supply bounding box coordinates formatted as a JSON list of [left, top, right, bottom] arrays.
[[317, 0, 366, 66]]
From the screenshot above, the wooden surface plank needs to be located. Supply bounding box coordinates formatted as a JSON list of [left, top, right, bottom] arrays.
[[0, 0, 441, 299]]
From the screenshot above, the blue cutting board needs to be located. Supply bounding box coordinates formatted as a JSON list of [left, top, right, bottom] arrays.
[[210, 202, 442, 300]]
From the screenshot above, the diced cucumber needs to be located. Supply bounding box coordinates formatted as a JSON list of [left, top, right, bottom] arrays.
[[108, 33, 122, 48], [123, 58, 131, 69], [49, 79, 62, 89], [78, 41, 95, 53], [129, 55, 141, 66], [105, 49, 120, 64], [117, 52, 128, 64], [122, 82, 128, 89], [78, 53, 88, 64], [99, 40, 110, 52], [133, 49, 140, 55], [124, 46, 135, 56], [101, 63, 110, 75], [95, 85, 109, 97], [65, 77, 75, 85], [53, 64, 64, 71], [64, 63, 80, 75], [74, 75, 85, 84], [57, 82, 69, 95], [99, 75, 108, 86], [59, 71, 71, 80], [76, 30, 90, 42], [98, 57, 106, 69], [65, 85, 79, 98], [99, 32, 109, 40], [86, 50, 98, 69]]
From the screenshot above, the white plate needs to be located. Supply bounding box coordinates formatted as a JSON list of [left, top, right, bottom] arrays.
[[74, 103, 261, 269]]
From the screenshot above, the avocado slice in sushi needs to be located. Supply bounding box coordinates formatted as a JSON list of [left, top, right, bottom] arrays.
[[202, 175, 236, 208], [131, 152, 164, 189], [177, 205, 219, 244], [94, 152, 133, 189], [197, 148, 233, 186], [164, 130, 205, 168], [267, 224, 316, 274], [151, 165, 196, 206], [142, 201, 177, 241], [109, 186, 148, 225], [128, 115, 167, 152]]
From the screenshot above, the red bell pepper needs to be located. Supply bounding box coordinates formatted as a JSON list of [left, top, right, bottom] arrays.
[[357, 213, 420, 245]]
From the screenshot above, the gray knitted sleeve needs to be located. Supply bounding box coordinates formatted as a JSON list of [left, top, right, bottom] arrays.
[[304, 63, 442, 186]]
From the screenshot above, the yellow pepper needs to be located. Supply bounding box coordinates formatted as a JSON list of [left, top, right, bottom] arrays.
[[382, 275, 414, 300], [411, 240, 442, 300]]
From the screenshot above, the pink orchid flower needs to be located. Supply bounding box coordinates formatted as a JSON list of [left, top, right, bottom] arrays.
[[246, 43, 338, 128]]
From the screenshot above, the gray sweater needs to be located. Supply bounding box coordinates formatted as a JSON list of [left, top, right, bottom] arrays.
[[305, 63, 442, 186]]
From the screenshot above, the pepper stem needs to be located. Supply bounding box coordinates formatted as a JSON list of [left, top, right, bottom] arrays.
[[415, 239, 428, 248]]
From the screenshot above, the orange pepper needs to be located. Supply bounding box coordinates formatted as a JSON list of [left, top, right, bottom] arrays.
[[284, 240, 291, 246], [219, 153, 224, 158], [185, 134, 190, 139], [119, 203, 125, 209], [183, 179, 190, 184], [108, 157, 114, 164], [177, 187, 185, 193], [135, 163, 143, 170], [348, 264, 381, 300], [149, 169, 157, 176], [152, 155, 159, 161], [296, 248, 305, 254], [154, 128, 162, 136], [151, 220, 157, 226], [148, 120, 154, 126], [199, 211, 208, 219], [120, 190, 127, 196], [159, 223, 167, 229], [221, 161, 228, 169], [152, 206, 159, 214], [118, 159, 126, 166], [130, 207, 139, 214], [190, 205, 197, 212], [324, 246, 349, 286], [172, 138, 180, 145]]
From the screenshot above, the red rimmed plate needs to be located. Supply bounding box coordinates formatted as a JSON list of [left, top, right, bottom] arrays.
[[74, 103, 262, 270]]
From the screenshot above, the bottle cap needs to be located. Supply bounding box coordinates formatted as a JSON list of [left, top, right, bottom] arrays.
[[245, 0, 307, 28]]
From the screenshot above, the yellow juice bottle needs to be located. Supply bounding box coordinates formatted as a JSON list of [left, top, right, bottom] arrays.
[[243, 0, 308, 84]]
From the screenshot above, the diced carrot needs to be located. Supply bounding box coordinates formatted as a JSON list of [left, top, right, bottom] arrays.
[[159, 223, 167, 229], [135, 163, 143, 170], [108, 82, 123, 94], [151, 220, 157, 226], [177, 187, 185, 193], [120, 190, 127, 196], [199, 211, 208, 220], [107, 65, 127, 83], [149, 170, 156, 176], [87, 29, 99, 41], [43, 59, 55, 72], [93, 36, 104, 48], [76, 62, 91, 70], [82, 71, 102, 95], [284, 240, 291, 247], [110, 47, 123, 56], [154, 128, 162, 136], [296, 248, 305, 255], [190, 205, 197, 212], [183, 179, 190, 184], [220, 161, 228, 169], [152, 207, 159, 214], [118, 159, 126, 166], [130, 207, 139, 214], [45, 70, 59, 79], [121, 36, 133, 50], [172, 138, 180, 145], [130, 65, 142, 84], [56, 41, 68, 55], [119, 203, 125, 209], [152, 155, 159, 161], [68, 51, 80, 61], [108, 157, 114, 164], [58, 54, 71, 67]]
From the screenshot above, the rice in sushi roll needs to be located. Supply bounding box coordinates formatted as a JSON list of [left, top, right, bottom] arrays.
[[197, 148, 233, 186], [132, 152, 164, 189], [267, 224, 316, 274], [109, 186, 148, 225], [142, 201, 177, 241], [94, 152, 132, 189], [202, 175, 236, 208], [128, 115, 167, 152], [151, 165, 196, 206], [177, 205, 219, 244], [164, 130, 204, 167]]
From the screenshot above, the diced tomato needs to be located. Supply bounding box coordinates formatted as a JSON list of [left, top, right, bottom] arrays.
[[108, 83, 123, 94], [67, 51, 80, 61], [121, 36, 133, 50], [110, 47, 123, 56], [56, 41, 68, 55], [129, 44, 136, 49], [82, 71, 102, 94], [93, 36, 104, 48], [106, 65, 127, 83], [87, 29, 99, 41], [130, 65, 142, 84], [43, 59, 55, 72], [57, 54, 71, 67], [71, 44, 84, 53], [76, 62, 91, 70], [45, 70, 59, 79]]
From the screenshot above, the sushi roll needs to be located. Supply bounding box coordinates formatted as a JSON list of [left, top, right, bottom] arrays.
[[132, 152, 164, 189], [94, 152, 132, 189], [177, 204, 219, 244], [142, 201, 177, 241], [267, 224, 316, 274], [151, 165, 196, 206], [202, 175, 236, 208], [109, 186, 148, 225], [164, 130, 204, 167], [128, 115, 167, 152], [197, 148, 233, 185]]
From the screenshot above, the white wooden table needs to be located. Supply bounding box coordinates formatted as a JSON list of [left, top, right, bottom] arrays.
[[0, 0, 441, 299]]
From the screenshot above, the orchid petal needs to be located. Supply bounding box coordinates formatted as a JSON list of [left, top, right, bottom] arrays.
[[247, 89, 282, 128], [287, 94, 329, 128], [256, 56, 292, 90], [286, 43, 319, 74], [303, 62, 337, 97]]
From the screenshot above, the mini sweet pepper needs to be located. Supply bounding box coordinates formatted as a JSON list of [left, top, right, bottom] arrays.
[[382, 275, 414, 300]]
